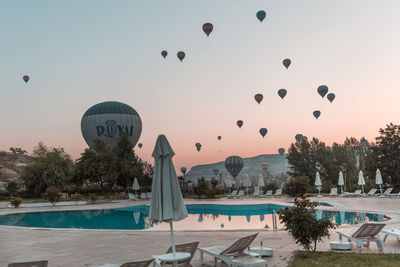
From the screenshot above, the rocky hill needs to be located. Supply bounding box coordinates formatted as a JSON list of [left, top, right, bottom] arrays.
[[184, 154, 289, 185], [0, 151, 32, 193]]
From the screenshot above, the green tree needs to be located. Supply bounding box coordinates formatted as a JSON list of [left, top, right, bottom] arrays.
[[6, 181, 19, 197], [193, 177, 208, 198]]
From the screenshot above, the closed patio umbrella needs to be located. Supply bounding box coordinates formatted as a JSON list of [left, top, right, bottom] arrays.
[[258, 175, 265, 192], [315, 172, 322, 197], [338, 171, 344, 194], [376, 169, 383, 195], [243, 175, 252, 196], [358, 171, 365, 194], [149, 135, 188, 255], [133, 177, 140, 195]]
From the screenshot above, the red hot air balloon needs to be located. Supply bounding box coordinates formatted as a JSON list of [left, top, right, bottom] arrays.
[[202, 23, 213, 37]]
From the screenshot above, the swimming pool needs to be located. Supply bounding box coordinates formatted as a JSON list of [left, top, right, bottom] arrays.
[[0, 204, 387, 230]]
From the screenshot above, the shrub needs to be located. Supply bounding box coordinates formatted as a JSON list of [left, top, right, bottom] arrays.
[[42, 186, 62, 206], [321, 180, 334, 194], [89, 193, 98, 203], [193, 177, 208, 199], [6, 181, 19, 197], [283, 176, 310, 197], [70, 193, 83, 205], [10, 197, 22, 208], [278, 197, 336, 252]]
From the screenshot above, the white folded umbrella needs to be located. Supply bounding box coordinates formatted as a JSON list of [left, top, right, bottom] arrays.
[[315, 172, 322, 196], [358, 170, 366, 194], [258, 175, 265, 190], [376, 169, 383, 195], [338, 171, 344, 194], [133, 177, 140, 194]]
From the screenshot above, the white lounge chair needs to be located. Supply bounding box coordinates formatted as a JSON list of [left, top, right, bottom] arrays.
[[146, 192, 152, 199], [342, 189, 362, 197], [337, 223, 385, 251], [389, 192, 400, 198], [264, 190, 273, 197], [329, 188, 338, 197], [366, 189, 377, 197], [273, 189, 282, 197], [382, 188, 393, 197], [228, 190, 238, 199], [140, 193, 147, 200], [252, 188, 260, 198], [129, 193, 138, 201], [236, 190, 245, 199], [198, 233, 267, 267]]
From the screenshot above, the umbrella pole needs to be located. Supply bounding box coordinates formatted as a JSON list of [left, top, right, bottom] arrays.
[[169, 222, 176, 255], [380, 184, 382, 195]]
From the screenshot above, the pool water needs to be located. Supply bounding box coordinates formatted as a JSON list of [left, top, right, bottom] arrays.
[[0, 204, 387, 230]]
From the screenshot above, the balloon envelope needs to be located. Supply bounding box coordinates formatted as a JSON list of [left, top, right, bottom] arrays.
[[225, 156, 244, 178], [295, 134, 303, 142], [138, 143, 143, 149], [283, 59, 291, 69], [237, 120, 243, 128], [161, 50, 168, 58], [23, 75, 29, 83], [177, 51, 185, 62], [195, 143, 202, 152], [256, 10, 266, 22], [254, 94, 263, 104], [180, 167, 187, 175], [202, 23, 213, 36], [278, 89, 287, 99], [313, 110, 321, 119], [217, 136, 221, 141], [278, 148, 285, 156], [327, 93, 335, 103], [317, 85, 328, 98], [259, 128, 268, 138], [81, 101, 142, 150]]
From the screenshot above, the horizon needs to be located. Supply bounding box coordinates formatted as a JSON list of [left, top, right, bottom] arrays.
[[1, 1, 399, 172]]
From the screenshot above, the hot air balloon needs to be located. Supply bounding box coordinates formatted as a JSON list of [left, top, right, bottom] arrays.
[[217, 136, 221, 141], [295, 134, 303, 142], [81, 101, 142, 150], [180, 167, 187, 175], [237, 120, 243, 128], [254, 94, 263, 104], [202, 23, 213, 37], [212, 169, 219, 176], [138, 143, 143, 149], [283, 59, 291, 69], [278, 148, 285, 156], [259, 128, 268, 138], [161, 50, 168, 58], [313, 110, 321, 119], [256, 10, 266, 22], [278, 89, 287, 99], [327, 93, 335, 103], [177, 51, 185, 62], [23, 75, 29, 83], [225, 156, 244, 178], [195, 142, 202, 152], [317, 85, 328, 98]]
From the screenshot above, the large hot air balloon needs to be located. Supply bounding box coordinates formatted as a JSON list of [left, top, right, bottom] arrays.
[[295, 134, 303, 142], [254, 94, 263, 104], [217, 136, 221, 141], [278, 148, 285, 156], [177, 51, 185, 62], [225, 156, 244, 178], [313, 110, 321, 119], [278, 89, 287, 99], [237, 120, 243, 128], [161, 50, 168, 58], [138, 143, 143, 149], [317, 85, 328, 98], [256, 10, 266, 22], [283, 59, 291, 69], [81, 101, 142, 150], [259, 128, 268, 138], [202, 23, 213, 37], [195, 142, 202, 152], [327, 93, 335, 103], [23, 75, 29, 83], [180, 167, 187, 175]]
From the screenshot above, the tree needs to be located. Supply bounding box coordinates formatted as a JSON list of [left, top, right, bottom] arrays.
[[374, 123, 400, 187], [6, 181, 19, 197], [193, 177, 208, 198], [9, 147, 27, 155], [43, 186, 62, 206]]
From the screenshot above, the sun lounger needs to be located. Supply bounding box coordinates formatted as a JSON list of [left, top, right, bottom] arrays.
[[264, 190, 272, 197], [336, 223, 385, 251], [121, 258, 154, 267], [8, 261, 48, 267], [342, 189, 362, 197], [329, 188, 338, 197], [153, 241, 199, 267], [389, 192, 400, 198], [228, 190, 238, 199], [236, 190, 245, 199], [252, 188, 260, 198], [198, 233, 267, 267], [140, 193, 147, 200], [381, 229, 400, 243], [381, 188, 393, 197], [146, 192, 152, 199], [129, 193, 138, 201], [366, 189, 377, 197], [273, 189, 282, 197]]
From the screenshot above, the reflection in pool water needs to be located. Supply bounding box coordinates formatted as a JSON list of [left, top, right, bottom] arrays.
[[0, 204, 387, 230]]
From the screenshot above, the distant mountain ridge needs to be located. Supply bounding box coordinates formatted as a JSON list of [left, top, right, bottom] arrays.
[[184, 154, 289, 183]]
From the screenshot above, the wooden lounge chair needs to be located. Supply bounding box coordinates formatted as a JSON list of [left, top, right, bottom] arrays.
[[236, 190, 245, 199], [8, 261, 48, 267], [329, 188, 338, 197], [140, 193, 147, 200], [153, 241, 199, 266], [337, 223, 385, 251], [264, 190, 273, 197], [366, 189, 377, 197], [121, 258, 154, 267], [273, 189, 282, 197], [228, 190, 238, 199], [198, 233, 267, 267]]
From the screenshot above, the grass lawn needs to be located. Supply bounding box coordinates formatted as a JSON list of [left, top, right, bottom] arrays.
[[290, 251, 400, 267]]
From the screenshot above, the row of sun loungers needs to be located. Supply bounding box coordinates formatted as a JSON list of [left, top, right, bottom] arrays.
[[328, 187, 400, 198], [228, 189, 282, 199], [129, 192, 152, 201]]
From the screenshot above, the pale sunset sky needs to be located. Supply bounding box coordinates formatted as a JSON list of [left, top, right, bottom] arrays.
[[0, 1, 399, 172]]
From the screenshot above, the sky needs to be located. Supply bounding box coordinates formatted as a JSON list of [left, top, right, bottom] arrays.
[[1, 1, 400, 172]]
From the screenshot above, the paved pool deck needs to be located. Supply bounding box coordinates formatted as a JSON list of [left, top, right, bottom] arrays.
[[1, 196, 400, 267]]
